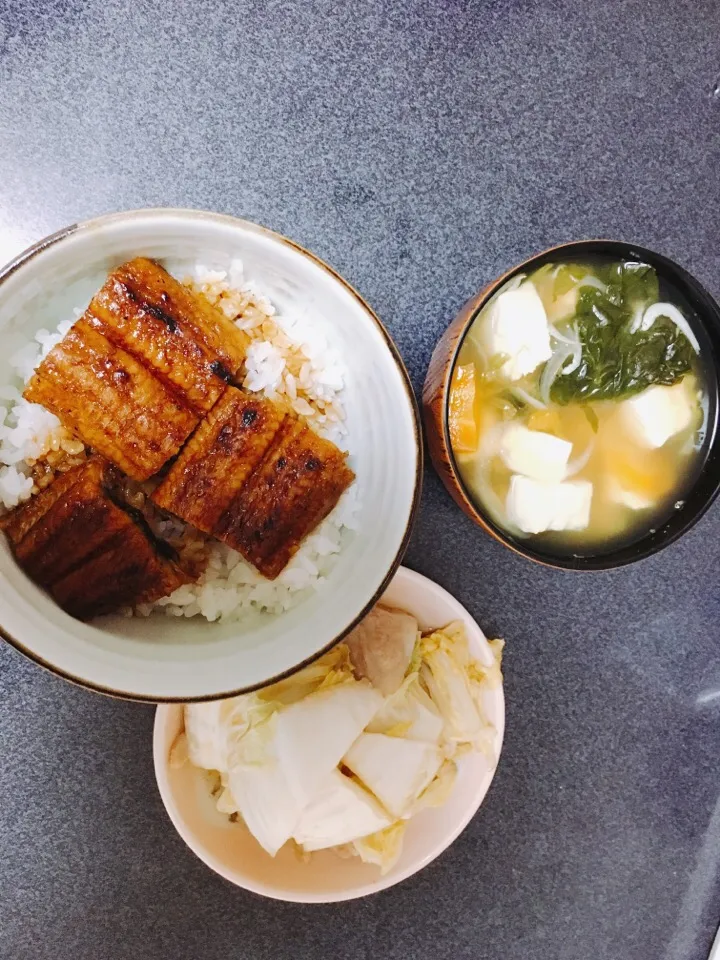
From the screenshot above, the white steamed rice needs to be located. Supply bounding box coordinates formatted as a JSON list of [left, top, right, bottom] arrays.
[[0, 260, 358, 622]]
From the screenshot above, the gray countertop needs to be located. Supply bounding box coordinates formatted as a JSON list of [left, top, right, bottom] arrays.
[[1, 1, 720, 958]]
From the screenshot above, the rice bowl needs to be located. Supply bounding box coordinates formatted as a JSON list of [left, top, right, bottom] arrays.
[[0, 209, 421, 700], [1, 261, 360, 623]]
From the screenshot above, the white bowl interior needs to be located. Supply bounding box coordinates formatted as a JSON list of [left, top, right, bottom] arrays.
[[0, 210, 420, 699], [153, 567, 505, 902]]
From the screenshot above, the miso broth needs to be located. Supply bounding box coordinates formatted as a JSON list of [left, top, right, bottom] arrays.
[[449, 258, 713, 555]]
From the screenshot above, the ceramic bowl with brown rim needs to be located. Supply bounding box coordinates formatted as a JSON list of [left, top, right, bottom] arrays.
[[423, 240, 720, 570], [0, 209, 422, 700]]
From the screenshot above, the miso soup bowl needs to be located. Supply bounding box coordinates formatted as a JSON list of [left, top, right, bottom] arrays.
[[423, 239, 720, 570], [0, 209, 422, 700]]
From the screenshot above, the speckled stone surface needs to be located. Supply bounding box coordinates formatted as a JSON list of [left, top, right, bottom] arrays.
[[1, 1, 720, 957]]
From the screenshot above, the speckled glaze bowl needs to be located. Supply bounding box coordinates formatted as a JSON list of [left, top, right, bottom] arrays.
[[0, 209, 422, 700], [423, 240, 720, 570]]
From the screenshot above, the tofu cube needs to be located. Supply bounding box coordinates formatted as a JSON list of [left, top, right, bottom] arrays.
[[500, 423, 572, 482], [606, 479, 654, 511], [619, 381, 696, 449], [478, 282, 552, 381], [506, 475, 593, 534]]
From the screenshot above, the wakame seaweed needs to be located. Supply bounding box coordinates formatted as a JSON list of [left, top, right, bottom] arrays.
[[604, 261, 660, 308], [550, 264, 694, 404]]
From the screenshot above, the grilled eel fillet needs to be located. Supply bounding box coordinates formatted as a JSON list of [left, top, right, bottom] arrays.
[[86, 257, 249, 414], [24, 258, 250, 481], [1, 458, 191, 620], [24, 320, 198, 482], [152, 387, 355, 579]]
